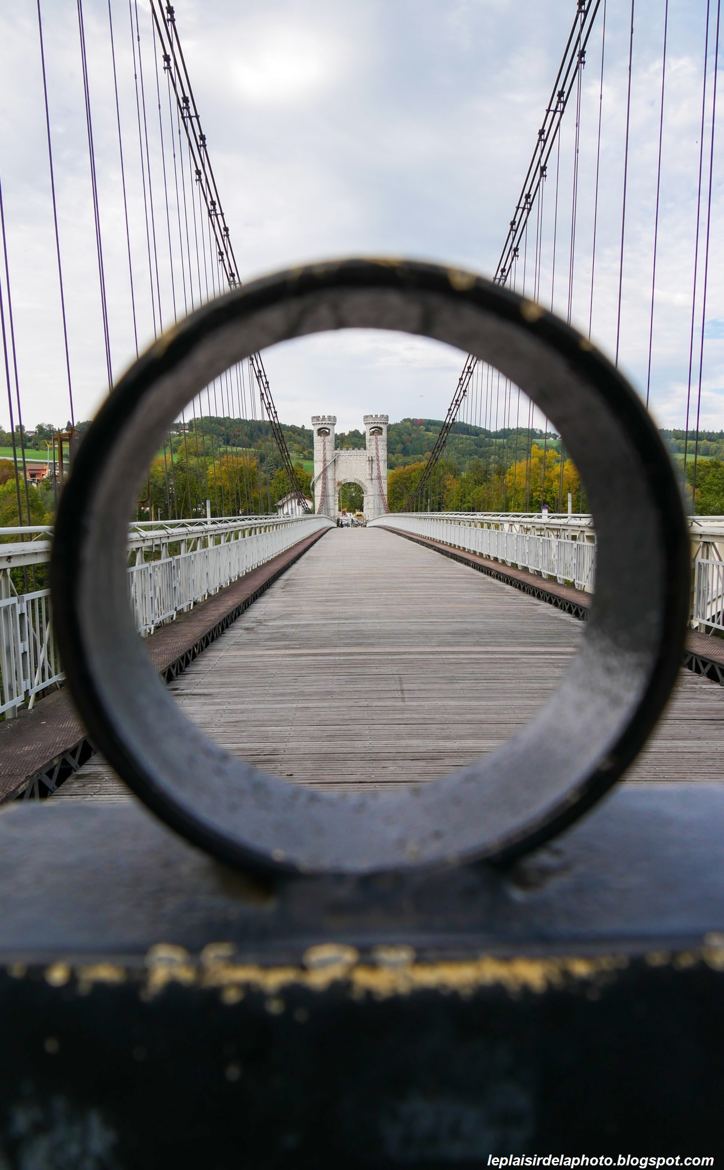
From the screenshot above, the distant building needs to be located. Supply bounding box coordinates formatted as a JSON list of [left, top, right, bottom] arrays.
[[275, 492, 312, 518], [0, 457, 52, 483]]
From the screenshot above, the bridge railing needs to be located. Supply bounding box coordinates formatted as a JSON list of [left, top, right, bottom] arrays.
[[370, 512, 597, 592], [0, 514, 332, 718], [371, 512, 724, 634]]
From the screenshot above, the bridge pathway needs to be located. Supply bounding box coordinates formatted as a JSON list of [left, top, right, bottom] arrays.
[[49, 527, 724, 800]]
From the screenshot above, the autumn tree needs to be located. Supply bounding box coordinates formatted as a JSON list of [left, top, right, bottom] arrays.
[[387, 459, 457, 512], [208, 453, 263, 515], [504, 444, 581, 512]]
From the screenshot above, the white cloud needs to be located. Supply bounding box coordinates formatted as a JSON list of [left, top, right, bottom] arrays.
[[228, 24, 346, 106], [0, 0, 721, 441]]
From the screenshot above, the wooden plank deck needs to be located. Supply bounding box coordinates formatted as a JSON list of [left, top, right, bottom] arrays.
[[0, 525, 329, 801], [49, 527, 724, 801]]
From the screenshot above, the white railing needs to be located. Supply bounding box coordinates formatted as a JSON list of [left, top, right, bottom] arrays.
[[3, 509, 724, 716], [370, 511, 596, 592], [0, 514, 332, 717], [370, 511, 724, 635], [693, 558, 724, 634]]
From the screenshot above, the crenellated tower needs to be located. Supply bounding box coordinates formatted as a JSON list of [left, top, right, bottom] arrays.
[[311, 415, 337, 517], [363, 414, 389, 519], [311, 413, 389, 520]]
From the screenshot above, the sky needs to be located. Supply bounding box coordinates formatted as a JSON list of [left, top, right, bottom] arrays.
[[0, 0, 721, 436]]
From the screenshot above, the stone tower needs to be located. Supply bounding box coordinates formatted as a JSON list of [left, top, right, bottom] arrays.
[[311, 415, 337, 517], [311, 413, 389, 520], [363, 414, 389, 520]]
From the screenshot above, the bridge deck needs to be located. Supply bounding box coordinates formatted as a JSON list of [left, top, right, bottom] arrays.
[[50, 527, 724, 800]]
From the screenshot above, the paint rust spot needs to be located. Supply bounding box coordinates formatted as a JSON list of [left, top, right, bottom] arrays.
[[201, 942, 237, 966], [520, 299, 544, 323], [35, 945, 719, 1006], [371, 944, 416, 969], [45, 962, 71, 988], [76, 963, 126, 986], [146, 323, 182, 363], [448, 268, 477, 292], [157, 950, 631, 1000], [145, 942, 196, 996], [221, 986, 245, 1006], [303, 943, 359, 972], [703, 945, 724, 972]]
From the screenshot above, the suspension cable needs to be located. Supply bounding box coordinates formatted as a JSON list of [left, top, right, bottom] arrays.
[[133, 0, 164, 331], [614, 0, 635, 367], [77, 0, 113, 391], [692, 0, 721, 501], [644, 0, 668, 407], [150, 0, 306, 509], [0, 199, 25, 526], [36, 0, 75, 423], [684, 0, 713, 472], [409, 0, 601, 509], [587, 0, 607, 338], [0, 183, 33, 524]]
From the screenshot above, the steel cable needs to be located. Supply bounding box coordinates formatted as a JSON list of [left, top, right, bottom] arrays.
[[614, 0, 635, 367], [684, 0, 713, 473], [36, 0, 76, 423], [587, 0, 607, 339], [77, 0, 114, 392], [691, 0, 721, 502], [644, 0, 668, 407], [0, 196, 26, 526]]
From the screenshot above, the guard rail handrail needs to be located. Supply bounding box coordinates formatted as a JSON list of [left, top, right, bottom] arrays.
[[0, 514, 331, 717]]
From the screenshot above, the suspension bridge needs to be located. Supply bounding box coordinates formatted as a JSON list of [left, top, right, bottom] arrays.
[[1, 0, 724, 1162]]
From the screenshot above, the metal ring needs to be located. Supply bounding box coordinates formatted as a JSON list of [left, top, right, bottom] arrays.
[[50, 258, 690, 876]]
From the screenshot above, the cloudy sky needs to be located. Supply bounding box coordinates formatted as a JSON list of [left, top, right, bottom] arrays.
[[0, 0, 721, 435]]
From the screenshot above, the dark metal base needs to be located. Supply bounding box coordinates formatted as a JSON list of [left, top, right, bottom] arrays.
[[1, 783, 723, 1165]]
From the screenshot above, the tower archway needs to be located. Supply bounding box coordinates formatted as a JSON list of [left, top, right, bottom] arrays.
[[337, 478, 366, 517], [311, 413, 389, 519]]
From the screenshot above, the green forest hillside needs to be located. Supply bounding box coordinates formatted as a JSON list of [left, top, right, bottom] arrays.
[[1, 418, 723, 521]]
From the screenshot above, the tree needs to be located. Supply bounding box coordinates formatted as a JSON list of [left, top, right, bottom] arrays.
[[270, 463, 311, 506], [208, 454, 263, 515], [690, 460, 724, 515], [338, 482, 363, 512], [139, 455, 174, 520], [504, 444, 581, 512], [32, 423, 57, 443], [174, 453, 209, 516], [0, 476, 52, 529], [388, 462, 426, 511], [387, 459, 456, 511]]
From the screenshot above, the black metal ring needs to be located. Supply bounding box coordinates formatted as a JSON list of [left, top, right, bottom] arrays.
[[50, 258, 690, 876]]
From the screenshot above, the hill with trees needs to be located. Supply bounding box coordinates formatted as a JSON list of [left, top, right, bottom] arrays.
[[1, 418, 723, 522]]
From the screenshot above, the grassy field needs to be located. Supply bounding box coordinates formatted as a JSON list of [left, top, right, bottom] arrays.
[[0, 447, 51, 462], [670, 451, 712, 464]]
